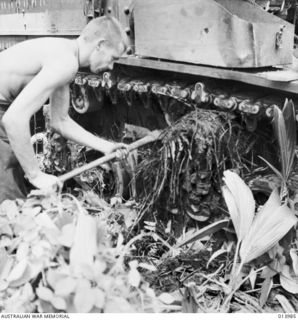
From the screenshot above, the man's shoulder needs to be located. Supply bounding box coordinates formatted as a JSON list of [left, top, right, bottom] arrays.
[[41, 39, 79, 81]]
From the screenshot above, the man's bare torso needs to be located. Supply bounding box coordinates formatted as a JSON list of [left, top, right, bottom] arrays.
[[0, 37, 79, 102]]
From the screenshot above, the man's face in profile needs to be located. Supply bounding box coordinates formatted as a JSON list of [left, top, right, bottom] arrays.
[[89, 41, 125, 74]]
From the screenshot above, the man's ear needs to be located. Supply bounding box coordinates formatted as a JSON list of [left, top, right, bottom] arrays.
[[96, 39, 106, 51]]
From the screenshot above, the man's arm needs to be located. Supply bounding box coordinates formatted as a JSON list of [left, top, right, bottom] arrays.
[[2, 60, 77, 187], [50, 85, 122, 154]]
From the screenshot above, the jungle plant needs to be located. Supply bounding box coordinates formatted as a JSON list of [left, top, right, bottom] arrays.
[[221, 170, 297, 309], [0, 191, 173, 313], [260, 99, 296, 201]]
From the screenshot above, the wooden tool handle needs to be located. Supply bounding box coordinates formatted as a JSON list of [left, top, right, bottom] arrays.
[[58, 130, 161, 183]]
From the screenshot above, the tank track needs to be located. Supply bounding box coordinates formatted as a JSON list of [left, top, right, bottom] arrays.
[[71, 71, 298, 131]]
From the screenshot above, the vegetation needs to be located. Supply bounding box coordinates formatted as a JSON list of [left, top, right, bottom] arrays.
[[1, 101, 298, 313]]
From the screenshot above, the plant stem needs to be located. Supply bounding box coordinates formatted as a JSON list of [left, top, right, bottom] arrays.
[[230, 240, 241, 287], [221, 266, 265, 312]]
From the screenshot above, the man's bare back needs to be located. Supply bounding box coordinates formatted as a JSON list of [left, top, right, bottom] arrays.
[[0, 37, 78, 102], [0, 16, 128, 194]]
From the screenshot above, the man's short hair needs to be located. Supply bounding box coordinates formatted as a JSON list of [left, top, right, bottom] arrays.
[[80, 16, 128, 53]]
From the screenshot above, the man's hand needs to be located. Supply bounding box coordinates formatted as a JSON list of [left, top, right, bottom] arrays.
[[104, 142, 129, 160], [27, 172, 61, 190]]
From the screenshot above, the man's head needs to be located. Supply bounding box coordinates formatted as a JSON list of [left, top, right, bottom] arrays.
[[79, 16, 129, 73]]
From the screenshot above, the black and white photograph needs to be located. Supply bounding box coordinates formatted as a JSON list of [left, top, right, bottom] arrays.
[[0, 0, 297, 315]]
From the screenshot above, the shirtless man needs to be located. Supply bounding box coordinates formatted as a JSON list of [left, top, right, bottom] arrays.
[[0, 16, 128, 202]]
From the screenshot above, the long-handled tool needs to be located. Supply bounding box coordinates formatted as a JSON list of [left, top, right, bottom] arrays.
[[58, 130, 161, 184]]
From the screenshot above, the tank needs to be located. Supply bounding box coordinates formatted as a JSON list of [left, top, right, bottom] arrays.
[[1, 0, 298, 212]]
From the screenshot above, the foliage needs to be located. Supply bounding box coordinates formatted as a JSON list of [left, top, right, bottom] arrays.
[[0, 191, 172, 313], [260, 99, 296, 199], [222, 170, 297, 308], [135, 109, 262, 233]]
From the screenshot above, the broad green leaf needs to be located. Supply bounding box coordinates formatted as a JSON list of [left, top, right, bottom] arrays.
[[9, 263, 32, 287], [28, 259, 44, 279], [73, 279, 94, 313], [46, 269, 66, 289], [51, 296, 67, 311], [248, 267, 257, 290], [35, 213, 60, 235], [104, 297, 136, 313], [158, 293, 176, 305], [138, 262, 157, 272], [128, 267, 141, 288], [70, 211, 97, 269], [222, 186, 241, 235], [32, 243, 46, 258], [176, 219, 229, 248], [289, 249, 298, 276], [0, 200, 20, 220], [259, 277, 273, 307], [240, 200, 297, 264], [223, 170, 255, 241], [7, 259, 28, 283], [58, 223, 75, 248], [0, 251, 13, 281], [0, 280, 8, 291], [275, 294, 295, 313], [36, 286, 54, 302], [54, 277, 76, 296], [75, 263, 94, 280], [0, 238, 12, 248], [93, 288, 105, 309], [280, 265, 298, 294], [0, 219, 13, 237], [92, 260, 107, 275], [272, 101, 296, 180], [16, 242, 30, 261]]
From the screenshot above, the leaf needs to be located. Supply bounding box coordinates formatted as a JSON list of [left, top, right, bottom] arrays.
[[128, 267, 141, 288], [117, 207, 137, 229], [289, 249, 298, 276], [176, 219, 229, 248], [0, 280, 8, 291], [9, 263, 32, 287], [35, 213, 60, 235], [28, 259, 44, 279], [138, 262, 157, 272], [104, 297, 136, 313], [7, 259, 28, 283], [51, 296, 67, 311], [273, 101, 296, 180], [280, 265, 298, 294], [0, 200, 20, 220], [0, 238, 12, 248], [248, 268, 257, 290], [73, 279, 94, 313], [92, 260, 107, 275], [93, 288, 105, 309], [275, 294, 295, 313], [46, 269, 66, 289], [36, 286, 54, 302], [58, 223, 75, 248], [16, 242, 30, 261], [54, 277, 76, 296], [259, 156, 284, 181], [158, 293, 176, 305], [0, 251, 14, 281], [222, 170, 255, 241], [186, 209, 209, 222], [207, 248, 228, 269], [240, 191, 297, 263], [259, 277, 273, 307], [70, 211, 97, 269]]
